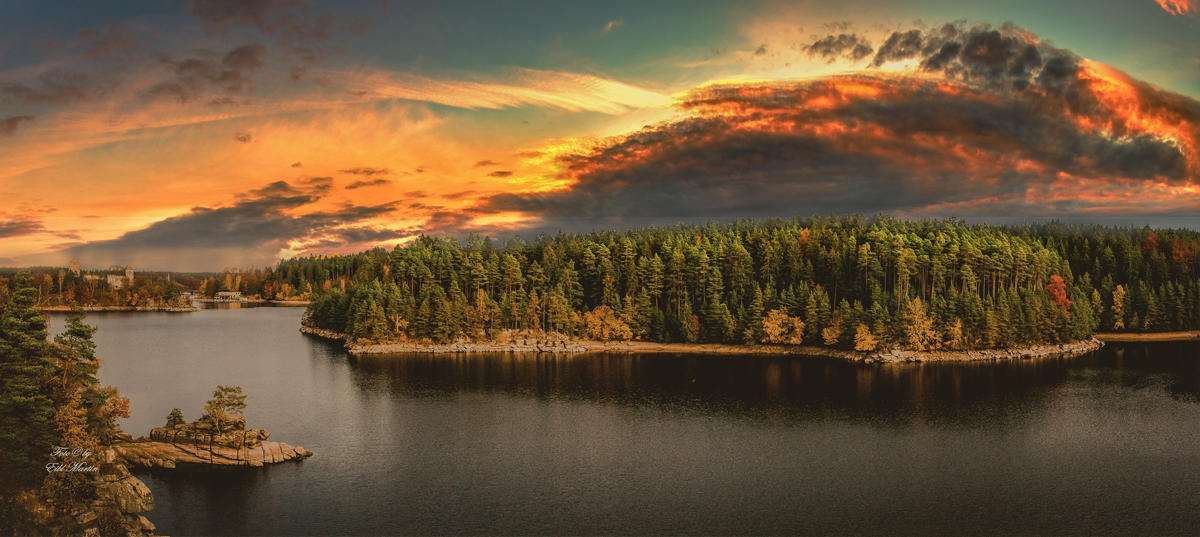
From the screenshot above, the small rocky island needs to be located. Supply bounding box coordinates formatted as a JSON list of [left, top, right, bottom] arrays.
[[115, 413, 312, 468]]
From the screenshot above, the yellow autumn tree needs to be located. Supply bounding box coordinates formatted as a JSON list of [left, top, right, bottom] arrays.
[[761, 309, 804, 345], [582, 305, 633, 341], [903, 298, 938, 351], [1112, 285, 1126, 331], [41, 392, 98, 510], [853, 323, 878, 351], [822, 310, 843, 346], [944, 318, 966, 350]]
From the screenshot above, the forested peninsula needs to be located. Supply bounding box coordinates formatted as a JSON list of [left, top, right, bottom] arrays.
[[297, 216, 1200, 356]]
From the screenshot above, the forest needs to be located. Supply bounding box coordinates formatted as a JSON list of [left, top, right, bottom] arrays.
[[0, 267, 191, 309], [297, 215, 1200, 351], [0, 264, 318, 309], [0, 273, 132, 533]]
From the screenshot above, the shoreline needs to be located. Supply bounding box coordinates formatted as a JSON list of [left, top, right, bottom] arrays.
[[40, 305, 198, 312], [1095, 331, 1200, 342], [300, 326, 1105, 363]]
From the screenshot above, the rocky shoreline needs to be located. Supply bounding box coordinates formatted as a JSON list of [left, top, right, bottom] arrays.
[[114, 414, 312, 469], [1095, 331, 1200, 342], [300, 325, 1105, 363]]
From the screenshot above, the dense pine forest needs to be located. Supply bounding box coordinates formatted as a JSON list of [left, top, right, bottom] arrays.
[[0, 273, 132, 533], [297, 216, 1200, 351]]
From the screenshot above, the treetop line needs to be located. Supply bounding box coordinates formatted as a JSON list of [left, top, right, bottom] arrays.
[[297, 216, 1200, 351]]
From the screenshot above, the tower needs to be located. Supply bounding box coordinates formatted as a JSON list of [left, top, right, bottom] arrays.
[[125, 265, 134, 281], [69, 259, 80, 276]]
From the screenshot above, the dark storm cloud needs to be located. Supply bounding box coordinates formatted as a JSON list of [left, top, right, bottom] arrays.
[[0, 217, 47, 239], [1, 70, 115, 106], [305, 225, 411, 249], [861, 22, 1078, 93], [0, 216, 81, 241], [140, 44, 267, 103], [234, 131, 253, 142], [222, 43, 269, 71], [462, 24, 1198, 231], [42, 180, 402, 270], [345, 178, 391, 189], [245, 180, 303, 197], [339, 167, 391, 176], [0, 115, 35, 136], [401, 190, 428, 198], [474, 160, 500, 167], [805, 34, 874, 63], [487, 171, 513, 178], [186, 0, 371, 82]]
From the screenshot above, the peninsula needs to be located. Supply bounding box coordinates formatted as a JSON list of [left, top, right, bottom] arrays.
[[293, 217, 1199, 360]]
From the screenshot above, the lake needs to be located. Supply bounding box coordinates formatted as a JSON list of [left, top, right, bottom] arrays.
[[49, 306, 1200, 536]]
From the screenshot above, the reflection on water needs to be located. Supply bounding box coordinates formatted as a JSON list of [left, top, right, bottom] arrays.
[[192, 301, 306, 310], [53, 309, 1200, 536], [348, 345, 1199, 429]]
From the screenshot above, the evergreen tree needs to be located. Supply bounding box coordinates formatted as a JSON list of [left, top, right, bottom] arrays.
[[0, 272, 59, 492]]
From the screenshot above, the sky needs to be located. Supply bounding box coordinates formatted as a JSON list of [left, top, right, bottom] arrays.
[[1, 0, 1198, 271]]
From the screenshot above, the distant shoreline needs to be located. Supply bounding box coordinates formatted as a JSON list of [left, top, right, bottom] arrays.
[[39, 305, 199, 312], [1095, 331, 1200, 342], [300, 326, 1105, 363]]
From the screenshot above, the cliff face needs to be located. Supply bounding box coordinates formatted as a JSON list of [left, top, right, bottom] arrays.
[[114, 414, 312, 468], [45, 447, 161, 537]]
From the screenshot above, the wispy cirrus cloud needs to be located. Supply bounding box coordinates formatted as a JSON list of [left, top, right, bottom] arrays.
[[330, 67, 673, 114]]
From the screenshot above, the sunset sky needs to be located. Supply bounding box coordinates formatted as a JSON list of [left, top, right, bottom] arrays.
[[2, 0, 1198, 271]]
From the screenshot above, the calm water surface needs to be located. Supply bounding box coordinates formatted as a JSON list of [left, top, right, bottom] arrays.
[[50, 306, 1200, 536]]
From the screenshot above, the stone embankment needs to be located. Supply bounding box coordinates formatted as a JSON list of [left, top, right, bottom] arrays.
[[114, 414, 312, 468], [300, 325, 1105, 362]]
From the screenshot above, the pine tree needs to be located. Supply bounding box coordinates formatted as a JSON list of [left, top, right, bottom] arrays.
[[0, 272, 59, 491], [165, 408, 185, 428]]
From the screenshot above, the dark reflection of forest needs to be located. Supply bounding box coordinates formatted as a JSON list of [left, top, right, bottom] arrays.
[[339, 341, 1200, 429]]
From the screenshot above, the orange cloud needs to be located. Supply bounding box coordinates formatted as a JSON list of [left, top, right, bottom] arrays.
[[1155, 0, 1197, 16], [463, 24, 1198, 235]]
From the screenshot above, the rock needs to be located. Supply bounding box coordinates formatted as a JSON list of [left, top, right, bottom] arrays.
[[138, 515, 156, 531], [116, 414, 312, 469], [75, 508, 98, 525], [94, 463, 154, 513]]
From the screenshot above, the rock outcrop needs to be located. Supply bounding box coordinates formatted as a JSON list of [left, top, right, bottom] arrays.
[[114, 414, 312, 468], [61, 447, 162, 536]]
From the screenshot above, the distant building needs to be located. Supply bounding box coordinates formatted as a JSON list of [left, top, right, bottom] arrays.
[[105, 265, 134, 289], [216, 291, 243, 301], [69, 259, 80, 276]]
